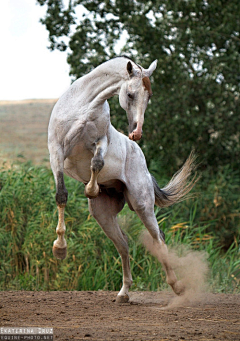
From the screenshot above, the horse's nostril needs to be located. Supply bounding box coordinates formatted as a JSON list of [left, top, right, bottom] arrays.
[[133, 122, 137, 131], [129, 122, 137, 134]]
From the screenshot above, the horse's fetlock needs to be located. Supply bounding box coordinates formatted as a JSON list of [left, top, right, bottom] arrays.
[[84, 182, 100, 199], [124, 278, 133, 288], [167, 278, 177, 286]]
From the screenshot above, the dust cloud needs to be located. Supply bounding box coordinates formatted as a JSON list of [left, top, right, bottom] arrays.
[[140, 230, 209, 309]]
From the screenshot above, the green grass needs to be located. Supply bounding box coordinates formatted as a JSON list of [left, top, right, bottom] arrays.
[[0, 162, 239, 292]]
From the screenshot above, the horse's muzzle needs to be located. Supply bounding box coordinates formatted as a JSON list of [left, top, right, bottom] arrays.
[[129, 122, 143, 141], [129, 130, 142, 141]]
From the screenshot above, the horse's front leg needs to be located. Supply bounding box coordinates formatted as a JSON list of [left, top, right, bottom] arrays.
[[49, 144, 68, 260], [85, 135, 108, 198]]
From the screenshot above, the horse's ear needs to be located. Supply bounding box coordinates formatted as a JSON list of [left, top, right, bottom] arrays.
[[127, 61, 133, 76], [143, 60, 158, 77], [148, 60, 157, 76]]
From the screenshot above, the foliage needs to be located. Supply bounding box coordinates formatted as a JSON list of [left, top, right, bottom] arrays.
[[0, 163, 239, 292], [37, 0, 240, 174], [151, 162, 240, 250]]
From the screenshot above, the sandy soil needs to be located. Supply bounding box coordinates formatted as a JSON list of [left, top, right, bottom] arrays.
[[0, 291, 239, 340]]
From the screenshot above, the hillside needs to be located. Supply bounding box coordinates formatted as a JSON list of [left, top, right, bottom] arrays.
[[0, 99, 57, 166]]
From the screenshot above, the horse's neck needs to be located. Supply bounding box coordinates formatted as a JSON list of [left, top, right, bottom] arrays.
[[81, 58, 129, 102], [93, 57, 129, 79]]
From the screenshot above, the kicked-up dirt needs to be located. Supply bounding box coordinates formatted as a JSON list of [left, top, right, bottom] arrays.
[[0, 290, 239, 340]]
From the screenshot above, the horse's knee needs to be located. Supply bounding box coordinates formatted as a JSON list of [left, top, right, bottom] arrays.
[[56, 189, 68, 206], [56, 171, 68, 206]]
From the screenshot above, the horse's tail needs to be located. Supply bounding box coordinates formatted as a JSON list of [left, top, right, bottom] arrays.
[[152, 151, 198, 208]]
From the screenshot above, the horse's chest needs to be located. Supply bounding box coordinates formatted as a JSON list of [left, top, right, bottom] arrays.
[[64, 143, 92, 183]]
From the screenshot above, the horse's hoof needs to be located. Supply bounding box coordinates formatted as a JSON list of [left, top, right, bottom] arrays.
[[85, 192, 99, 199], [84, 186, 99, 199], [172, 280, 185, 296], [116, 294, 129, 304], [52, 245, 67, 260]]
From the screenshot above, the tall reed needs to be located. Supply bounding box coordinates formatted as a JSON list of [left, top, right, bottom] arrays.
[[0, 162, 239, 292]]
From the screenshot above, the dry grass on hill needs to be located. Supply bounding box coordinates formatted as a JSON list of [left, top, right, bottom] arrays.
[[0, 99, 57, 166]]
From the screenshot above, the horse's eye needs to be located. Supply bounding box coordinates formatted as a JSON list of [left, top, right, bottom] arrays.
[[127, 92, 134, 100]]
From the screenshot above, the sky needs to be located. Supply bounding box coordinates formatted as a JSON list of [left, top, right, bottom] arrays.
[[0, 0, 71, 100]]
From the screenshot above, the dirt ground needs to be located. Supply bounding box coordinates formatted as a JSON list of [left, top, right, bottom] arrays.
[[0, 291, 239, 341]]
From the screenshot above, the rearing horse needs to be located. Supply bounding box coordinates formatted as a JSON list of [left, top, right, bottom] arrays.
[[48, 56, 195, 302]]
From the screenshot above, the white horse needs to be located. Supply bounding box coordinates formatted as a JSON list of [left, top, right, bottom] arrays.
[[48, 56, 195, 302]]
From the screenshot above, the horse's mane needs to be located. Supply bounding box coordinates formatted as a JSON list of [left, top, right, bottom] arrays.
[[117, 55, 135, 62], [113, 55, 142, 70]]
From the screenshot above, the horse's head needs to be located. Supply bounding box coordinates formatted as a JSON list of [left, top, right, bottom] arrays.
[[119, 59, 157, 141]]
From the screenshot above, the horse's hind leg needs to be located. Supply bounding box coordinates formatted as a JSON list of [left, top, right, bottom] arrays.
[[88, 190, 133, 303], [49, 143, 68, 260], [139, 209, 183, 294], [125, 187, 184, 295], [85, 135, 108, 198]]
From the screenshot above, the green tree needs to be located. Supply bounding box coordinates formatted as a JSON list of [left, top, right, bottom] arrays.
[[37, 0, 240, 175]]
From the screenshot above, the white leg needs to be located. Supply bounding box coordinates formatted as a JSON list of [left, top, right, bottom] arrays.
[[88, 190, 132, 302], [125, 184, 184, 295]]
